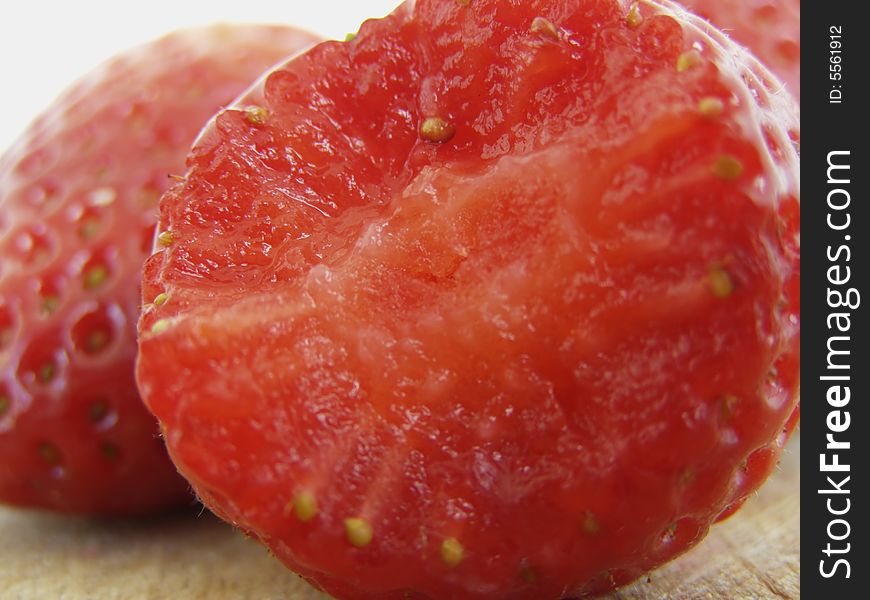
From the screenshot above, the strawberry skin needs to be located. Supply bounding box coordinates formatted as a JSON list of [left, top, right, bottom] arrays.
[[0, 24, 318, 515], [680, 0, 800, 99], [138, 0, 799, 597]]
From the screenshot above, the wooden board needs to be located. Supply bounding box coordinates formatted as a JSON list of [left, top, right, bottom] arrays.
[[0, 436, 799, 600]]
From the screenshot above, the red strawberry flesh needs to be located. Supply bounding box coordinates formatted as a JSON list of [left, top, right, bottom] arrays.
[[138, 1, 799, 597]]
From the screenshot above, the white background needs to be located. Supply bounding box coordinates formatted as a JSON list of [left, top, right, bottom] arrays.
[[0, 0, 399, 153]]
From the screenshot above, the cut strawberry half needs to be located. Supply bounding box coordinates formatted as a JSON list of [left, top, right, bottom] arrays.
[[138, 0, 799, 597]]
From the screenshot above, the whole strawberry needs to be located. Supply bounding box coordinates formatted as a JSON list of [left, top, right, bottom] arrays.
[[0, 24, 318, 514], [138, 0, 799, 597], [679, 0, 800, 99]]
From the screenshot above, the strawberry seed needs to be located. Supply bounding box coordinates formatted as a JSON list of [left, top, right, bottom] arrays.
[[345, 517, 373, 547], [440, 537, 464, 567]]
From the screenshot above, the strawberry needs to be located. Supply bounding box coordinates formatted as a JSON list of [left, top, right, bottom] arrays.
[[679, 0, 800, 99], [137, 0, 799, 597], [0, 24, 318, 514]]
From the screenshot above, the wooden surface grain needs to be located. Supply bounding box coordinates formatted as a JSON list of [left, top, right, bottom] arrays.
[[0, 436, 799, 600]]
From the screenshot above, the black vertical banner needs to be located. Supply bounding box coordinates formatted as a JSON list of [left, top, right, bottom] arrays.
[[802, 1, 869, 597]]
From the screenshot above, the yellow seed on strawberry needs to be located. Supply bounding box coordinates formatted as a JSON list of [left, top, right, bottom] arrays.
[[720, 394, 739, 418], [530, 16, 560, 41], [86, 330, 109, 353], [440, 537, 464, 567], [698, 97, 725, 119], [712, 155, 743, 181], [676, 50, 701, 72], [679, 468, 694, 486], [40, 295, 60, 316], [345, 517, 373, 547], [157, 230, 175, 246], [708, 266, 734, 298], [626, 2, 642, 28], [582, 511, 600, 535], [291, 492, 318, 522], [420, 117, 456, 144], [78, 219, 100, 240], [38, 362, 56, 383], [83, 264, 109, 290], [150, 319, 171, 335], [245, 106, 269, 125]]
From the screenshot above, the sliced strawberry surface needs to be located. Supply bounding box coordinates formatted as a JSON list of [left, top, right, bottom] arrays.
[[138, 1, 799, 597], [680, 0, 800, 100], [0, 24, 318, 515]]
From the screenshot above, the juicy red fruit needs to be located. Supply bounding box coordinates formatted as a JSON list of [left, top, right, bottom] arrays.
[[0, 24, 318, 514], [138, 0, 799, 597]]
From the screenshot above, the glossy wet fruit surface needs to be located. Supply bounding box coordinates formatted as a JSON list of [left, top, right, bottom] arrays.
[[0, 23, 318, 515], [138, 0, 800, 597]]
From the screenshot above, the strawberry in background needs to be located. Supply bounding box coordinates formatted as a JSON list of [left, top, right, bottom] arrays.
[[0, 23, 318, 514]]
